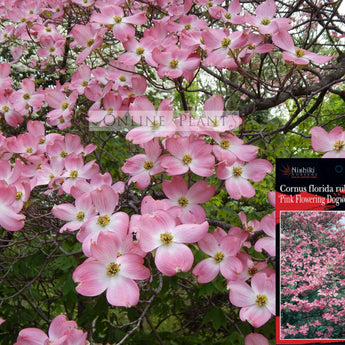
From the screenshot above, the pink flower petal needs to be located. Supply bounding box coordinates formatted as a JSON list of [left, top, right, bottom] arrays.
[[106, 276, 140, 307], [229, 281, 256, 307], [73, 259, 109, 296], [192, 257, 219, 283], [173, 221, 209, 243], [155, 243, 194, 276]]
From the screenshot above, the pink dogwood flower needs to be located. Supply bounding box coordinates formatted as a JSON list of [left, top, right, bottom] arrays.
[[73, 232, 150, 307], [122, 139, 165, 189], [245, 0, 291, 36], [152, 46, 200, 81], [0, 63, 12, 91], [61, 153, 99, 193], [274, 30, 333, 65], [310, 126, 345, 157], [139, 210, 209, 276], [217, 159, 273, 199], [228, 272, 275, 328], [45, 89, 78, 129], [209, 0, 245, 24], [227, 252, 268, 283], [37, 35, 65, 58], [126, 97, 176, 144], [77, 185, 129, 256], [9, 78, 44, 113], [14, 314, 87, 345], [212, 132, 258, 164], [70, 64, 95, 95], [90, 5, 146, 42], [200, 94, 242, 134], [0, 92, 23, 126], [0, 184, 25, 231], [88, 92, 126, 126], [245, 333, 269, 345], [162, 176, 215, 223], [192, 228, 243, 283], [255, 212, 275, 256], [202, 29, 247, 68], [118, 37, 157, 66], [238, 212, 261, 233], [162, 136, 215, 177], [70, 24, 107, 64], [52, 193, 96, 233]]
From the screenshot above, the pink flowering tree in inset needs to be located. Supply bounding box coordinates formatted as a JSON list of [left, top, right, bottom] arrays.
[[280, 211, 345, 339]]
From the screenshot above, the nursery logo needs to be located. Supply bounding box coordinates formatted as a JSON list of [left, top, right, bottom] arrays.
[[280, 164, 317, 178], [280, 164, 292, 177]]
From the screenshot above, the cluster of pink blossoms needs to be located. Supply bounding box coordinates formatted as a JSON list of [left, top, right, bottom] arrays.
[[0, 0, 332, 129], [14, 314, 87, 345]]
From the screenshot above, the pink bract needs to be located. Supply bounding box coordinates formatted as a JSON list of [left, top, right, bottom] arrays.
[[228, 272, 275, 328], [139, 210, 209, 276], [73, 232, 150, 307]]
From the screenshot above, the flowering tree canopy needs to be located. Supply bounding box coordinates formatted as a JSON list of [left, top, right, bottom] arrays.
[[0, 0, 344, 344]]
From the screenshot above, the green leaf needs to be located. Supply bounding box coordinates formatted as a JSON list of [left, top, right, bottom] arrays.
[[202, 307, 227, 331]]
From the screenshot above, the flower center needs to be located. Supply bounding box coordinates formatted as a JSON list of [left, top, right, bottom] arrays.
[[247, 225, 253, 232], [213, 251, 224, 263], [60, 151, 68, 158], [26, 147, 33, 153], [119, 75, 126, 82], [106, 107, 113, 115], [178, 196, 189, 208], [2, 105, 9, 112], [256, 294, 268, 307], [23, 93, 30, 100], [113, 16, 122, 23], [97, 215, 110, 227], [333, 140, 345, 152], [260, 18, 271, 25], [106, 262, 121, 276], [136, 47, 145, 55], [69, 170, 78, 179], [143, 161, 154, 170], [169, 59, 179, 69], [295, 49, 305, 58], [248, 267, 258, 276], [49, 47, 56, 52], [220, 139, 230, 149], [150, 119, 161, 130], [224, 13, 232, 20], [16, 191, 23, 200], [39, 139, 46, 145], [232, 166, 242, 177], [184, 23, 191, 30], [76, 211, 85, 221], [221, 38, 232, 48], [160, 232, 173, 245], [86, 38, 95, 47], [182, 154, 192, 165], [61, 101, 69, 110], [81, 80, 88, 86]]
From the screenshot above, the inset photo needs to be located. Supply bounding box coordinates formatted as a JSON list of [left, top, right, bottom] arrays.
[[280, 211, 345, 341]]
